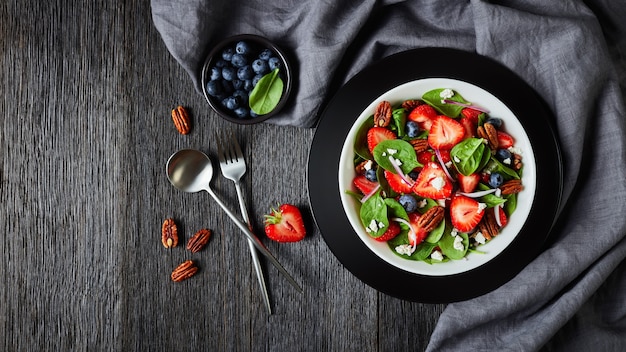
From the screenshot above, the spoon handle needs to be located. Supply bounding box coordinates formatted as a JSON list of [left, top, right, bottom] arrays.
[[205, 188, 303, 293]]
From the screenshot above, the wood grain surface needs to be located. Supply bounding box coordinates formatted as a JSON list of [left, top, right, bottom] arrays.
[[0, 1, 445, 350]]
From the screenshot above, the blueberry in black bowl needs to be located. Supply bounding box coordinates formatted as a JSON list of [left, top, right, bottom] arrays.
[[201, 34, 292, 124]]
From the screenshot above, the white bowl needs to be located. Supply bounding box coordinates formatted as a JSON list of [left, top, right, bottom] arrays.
[[338, 78, 537, 276]]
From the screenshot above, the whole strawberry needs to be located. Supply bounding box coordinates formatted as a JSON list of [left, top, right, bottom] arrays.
[[264, 204, 306, 242]]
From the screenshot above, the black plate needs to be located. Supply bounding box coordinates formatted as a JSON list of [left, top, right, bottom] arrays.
[[307, 47, 562, 303]]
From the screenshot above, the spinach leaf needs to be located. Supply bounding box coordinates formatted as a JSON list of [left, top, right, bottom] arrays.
[[425, 217, 447, 244], [422, 88, 467, 117], [450, 138, 490, 176], [359, 191, 388, 238], [476, 183, 507, 207], [249, 68, 284, 115], [438, 233, 469, 260], [485, 157, 520, 180], [392, 108, 406, 137], [385, 198, 409, 221], [373, 139, 421, 174], [354, 117, 375, 160], [505, 193, 517, 215]]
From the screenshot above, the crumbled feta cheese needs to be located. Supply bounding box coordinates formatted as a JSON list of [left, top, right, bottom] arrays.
[[395, 244, 414, 256], [453, 156, 461, 163], [477, 202, 487, 213], [387, 148, 398, 155], [481, 138, 488, 145], [445, 161, 453, 168], [451, 228, 458, 237], [475, 232, 487, 245], [508, 146, 522, 155], [378, 221, 385, 229], [436, 199, 446, 207], [431, 250, 444, 261], [418, 199, 428, 208], [364, 160, 373, 170], [440, 88, 455, 99], [453, 235, 464, 251], [430, 176, 445, 191], [368, 219, 379, 232], [503, 157, 511, 165], [394, 158, 402, 166]]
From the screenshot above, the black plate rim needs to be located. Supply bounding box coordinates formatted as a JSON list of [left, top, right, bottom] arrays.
[[307, 47, 563, 303]]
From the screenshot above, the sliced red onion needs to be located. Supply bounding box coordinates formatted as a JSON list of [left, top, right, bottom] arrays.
[[435, 149, 454, 181], [360, 184, 381, 203], [495, 204, 502, 227], [388, 155, 414, 187], [392, 217, 417, 251], [442, 99, 490, 113], [459, 188, 498, 198]]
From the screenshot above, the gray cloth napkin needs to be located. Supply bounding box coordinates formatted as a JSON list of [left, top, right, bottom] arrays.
[[152, 0, 626, 350]]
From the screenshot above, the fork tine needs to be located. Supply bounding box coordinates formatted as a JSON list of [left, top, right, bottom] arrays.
[[230, 131, 244, 161]]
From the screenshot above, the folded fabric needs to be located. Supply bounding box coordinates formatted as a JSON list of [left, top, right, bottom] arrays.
[[151, 0, 626, 350]]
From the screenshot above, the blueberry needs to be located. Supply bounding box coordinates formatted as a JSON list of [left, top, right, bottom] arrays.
[[234, 107, 249, 118], [221, 66, 236, 81], [214, 59, 228, 68], [408, 170, 419, 180], [231, 53, 248, 68], [365, 169, 377, 182], [259, 48, 273, 60], [489, 172, 504, 188], [237, 65, 255, 80], [235, 41, 252, 55], [232, 79, 244, 90], [495, 149, 512, 163], [406, 121, 420, 138], [252, 59, 270, 75], [221, 47, 235, 61], [243, 79, 254, 91], [233, 90, 249, 106], [399, 194, 418, 213], [486, 117, 503, 128], [210, 67, 221, 81], [206, 80, 223, 96], [252, 74, 264, 86], [249, 110, 259, 118], [268, 57, 281, 71]]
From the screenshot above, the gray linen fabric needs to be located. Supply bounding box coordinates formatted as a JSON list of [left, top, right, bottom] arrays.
[[151, 0, 626, 350]]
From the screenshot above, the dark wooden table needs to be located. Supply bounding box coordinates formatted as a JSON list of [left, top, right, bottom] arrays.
[[1, 1, 444, 350]]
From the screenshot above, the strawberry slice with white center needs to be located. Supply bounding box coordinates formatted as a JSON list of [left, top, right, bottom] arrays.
[[412, 162, 453, 199], [450, 195, 485, 232], [352, 175, 379, 195], [367, 127, 396, 153], [384, 170, 413, 194], [497, 131, 515, 149], [457, 173, 481, 193], [428, 115, 465, 150]]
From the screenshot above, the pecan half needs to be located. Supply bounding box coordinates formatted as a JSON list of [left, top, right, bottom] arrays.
[[374, 101, 392, 127], [477, 122, 498, 150], [401, 99, 422, 111], [171, 105, 191, 135], [477, 210, 499, 241], [409, 139, 429, 153], [512, 154, 523, 171], [161, 218, 179, 248], [187, 228, 211, 253], [171, 260, 198, 282], [417, 206, 445, 233], [500, 179, 523, 195]]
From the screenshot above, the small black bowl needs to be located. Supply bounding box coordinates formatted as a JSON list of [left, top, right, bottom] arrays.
[[201, 34, 293, 124]]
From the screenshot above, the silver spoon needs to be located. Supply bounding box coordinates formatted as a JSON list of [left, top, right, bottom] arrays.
[[166, 149, 302, 293]]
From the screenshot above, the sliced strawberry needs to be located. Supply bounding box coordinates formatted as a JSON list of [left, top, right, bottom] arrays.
[[495, 206, 508, 227], [458, 173, 481, 193], [372, 221, 401, 242], [460, 115, 478, 139], [407, 104, 437, 131], [428, 115, 465, 150], [450, 195, 485, 232], [417, 150, 435, 165], [407, 212, 428, 246], [460, 107, 482, 120], [264, 204, 306, 242], [384, 170, 413, 194], [412, 162, 453, 199], [367, 127, 396, 153], [497, 131, 514, 149], [353, 175, 379, 195]]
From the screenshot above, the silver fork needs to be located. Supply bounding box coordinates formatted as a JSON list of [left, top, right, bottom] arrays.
[[216, 132, 272, 314]]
